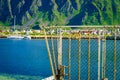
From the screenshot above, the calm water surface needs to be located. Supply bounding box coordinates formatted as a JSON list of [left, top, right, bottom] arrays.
[[0, 39, 120, 80], [0, 39, 51, 79]]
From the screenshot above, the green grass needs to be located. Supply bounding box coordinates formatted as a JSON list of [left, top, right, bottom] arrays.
[[0, 75, 16, 80], [0, 73, 43, 80]]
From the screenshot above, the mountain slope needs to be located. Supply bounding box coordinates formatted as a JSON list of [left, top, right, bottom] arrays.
[[0, 0, 120, 27]]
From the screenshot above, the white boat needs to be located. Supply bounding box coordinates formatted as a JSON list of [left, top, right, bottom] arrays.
[[7, 16, 24, 39], [7, 35, 24, 39], [23, 29, 31, 39], [23, 35, 31, 39]]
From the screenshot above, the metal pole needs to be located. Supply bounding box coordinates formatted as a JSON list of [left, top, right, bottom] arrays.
[[44, 29, 56, 79], [68, 37, 71, 80], [78, 33, 81, 80], [98, 31, 101, 80], [102, 27, 106, 79], [88, 32, 90, 80], [114, 27, 117, 80], [14, 16, 16, 31]]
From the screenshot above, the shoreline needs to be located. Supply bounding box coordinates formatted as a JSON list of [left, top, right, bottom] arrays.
[[0, 35, 120, 40]]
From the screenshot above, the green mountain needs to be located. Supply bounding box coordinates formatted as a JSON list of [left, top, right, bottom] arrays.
[[0, 0, 120, 27]]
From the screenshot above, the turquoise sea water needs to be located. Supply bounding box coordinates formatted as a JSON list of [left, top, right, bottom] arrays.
[[0, 39, 51, 80], [0, 39, 120, 80]]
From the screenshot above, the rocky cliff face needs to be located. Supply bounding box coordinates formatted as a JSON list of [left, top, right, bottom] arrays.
[[0, 0, 120, 26]]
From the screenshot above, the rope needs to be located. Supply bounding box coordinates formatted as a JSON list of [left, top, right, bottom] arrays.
[[114, 28, 117, 80], [44, 29, 56, 79], [50, 29, 57, 75]]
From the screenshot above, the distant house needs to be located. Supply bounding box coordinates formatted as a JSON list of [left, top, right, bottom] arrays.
[[33, 30, 41, 33], [13, 30, 19, 34], [28, 29, 33, 34], [21, 30, 26, 33], [92, 30, 97, 35], [47, 29, 55, 34], [70, 30, 79, 34], [0, 30, 3, 33], [83, 30, 89, 35], [81, 30, 91, 35], [6, 29, 10, 32], [80, 30, 98, 35]]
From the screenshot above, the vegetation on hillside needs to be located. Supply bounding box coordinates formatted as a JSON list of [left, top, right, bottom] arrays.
[[0, 0, 120, 27]]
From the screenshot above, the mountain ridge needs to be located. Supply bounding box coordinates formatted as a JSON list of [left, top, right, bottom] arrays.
[[0, 0, 120, 27]]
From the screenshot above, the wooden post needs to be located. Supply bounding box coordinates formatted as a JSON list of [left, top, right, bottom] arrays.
[[58, 28, 62, 66], [102, 27, 106, 79], [68, 37, 71, 80], [57, 28, 63, 80], [98, 31, 101, 80], [114, 27, 117, 80], [88, 32, 90, 80], [78, 33, 81, 80]]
